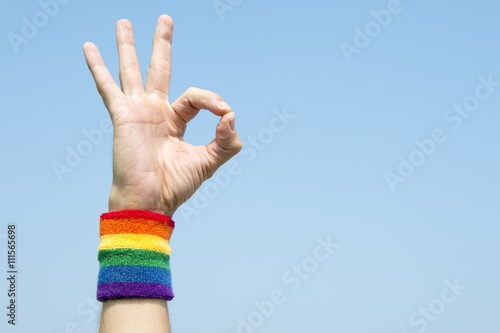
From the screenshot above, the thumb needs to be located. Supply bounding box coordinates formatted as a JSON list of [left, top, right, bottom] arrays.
[[205, 112, 242, 172]]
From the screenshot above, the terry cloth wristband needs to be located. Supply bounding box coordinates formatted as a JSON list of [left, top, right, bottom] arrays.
[[97, 210, 175, 302]]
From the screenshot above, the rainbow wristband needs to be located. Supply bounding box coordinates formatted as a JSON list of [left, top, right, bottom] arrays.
[[96, 210, 175, 302]]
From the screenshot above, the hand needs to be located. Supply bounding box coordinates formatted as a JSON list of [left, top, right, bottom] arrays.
[[82, 15, 242, 217]]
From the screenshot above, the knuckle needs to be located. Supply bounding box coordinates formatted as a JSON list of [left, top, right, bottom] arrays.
[[234, 140, 243, 153], [185, 87, 202, 98], [213, 92, 222, 101]]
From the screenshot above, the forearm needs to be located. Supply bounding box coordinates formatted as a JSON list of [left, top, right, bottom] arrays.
[[100, 299, 171, 333]]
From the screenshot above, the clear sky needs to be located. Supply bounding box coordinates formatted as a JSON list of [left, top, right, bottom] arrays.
[[1, 0, 499, 332]]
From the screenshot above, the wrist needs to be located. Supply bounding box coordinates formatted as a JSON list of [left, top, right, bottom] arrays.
[[108, 186, 174, 217]]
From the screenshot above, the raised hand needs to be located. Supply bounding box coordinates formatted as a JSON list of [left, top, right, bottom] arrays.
[[82, 15, 242, 217]]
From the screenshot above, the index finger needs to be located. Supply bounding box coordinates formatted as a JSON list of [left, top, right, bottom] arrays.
[[170, 87, 232, 124]]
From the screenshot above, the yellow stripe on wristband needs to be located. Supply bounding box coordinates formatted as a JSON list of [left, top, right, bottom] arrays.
[[98, 234, 172, 255]]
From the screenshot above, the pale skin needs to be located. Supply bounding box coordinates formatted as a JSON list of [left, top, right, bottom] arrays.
[[83, 15, 242, 332]]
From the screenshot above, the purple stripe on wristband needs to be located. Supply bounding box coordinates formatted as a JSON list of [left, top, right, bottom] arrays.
[[97, 282, 174, 301]]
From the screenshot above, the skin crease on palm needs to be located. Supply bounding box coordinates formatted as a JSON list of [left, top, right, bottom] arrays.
[[82, 14, 243, 218]]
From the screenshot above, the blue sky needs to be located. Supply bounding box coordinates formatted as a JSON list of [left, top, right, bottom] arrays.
[[1, 0, 499, 332]]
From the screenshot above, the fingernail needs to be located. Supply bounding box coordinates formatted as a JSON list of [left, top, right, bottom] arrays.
[[218, 101, 230, 110], [229, 113, 235, 131]]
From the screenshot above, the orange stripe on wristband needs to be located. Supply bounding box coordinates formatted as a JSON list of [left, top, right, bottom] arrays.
[[100, 218, 174, 240]]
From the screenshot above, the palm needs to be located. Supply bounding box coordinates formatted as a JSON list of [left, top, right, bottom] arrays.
[[83, 16, 241, 217]]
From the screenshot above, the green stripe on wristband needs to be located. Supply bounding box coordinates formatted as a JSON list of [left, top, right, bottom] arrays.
[[98, 248, 171, 270]]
